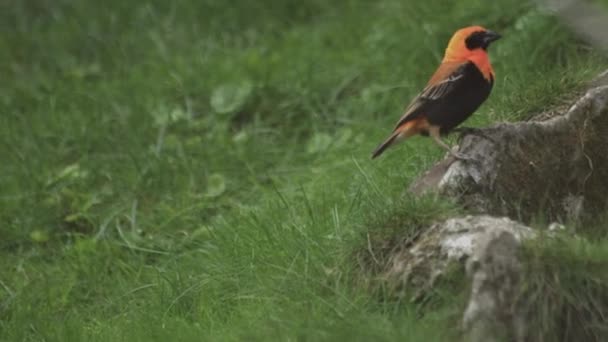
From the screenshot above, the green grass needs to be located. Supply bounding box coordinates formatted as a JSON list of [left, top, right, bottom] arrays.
[[520, 235, 608, 341], [1, 0, 607, 340]]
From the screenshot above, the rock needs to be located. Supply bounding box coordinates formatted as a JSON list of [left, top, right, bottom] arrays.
[[409, 84, 608, 223], [462, 223, 527, 342], [547, 222, 566, 232], [382, 215, 534, 300], [589, 69, 608, 88], [381, 216, 534, 340]]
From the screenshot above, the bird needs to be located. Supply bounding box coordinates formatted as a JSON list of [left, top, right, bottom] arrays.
[[371, 26, 501, 160]]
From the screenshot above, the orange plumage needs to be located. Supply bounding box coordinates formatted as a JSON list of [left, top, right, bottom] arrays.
[[371, 26, 501, 160]]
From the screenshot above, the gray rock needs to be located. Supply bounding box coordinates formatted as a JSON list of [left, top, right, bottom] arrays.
[[382, 216, 535, 330], [462, 221, 528, 342], [409, 84, 608, 223]]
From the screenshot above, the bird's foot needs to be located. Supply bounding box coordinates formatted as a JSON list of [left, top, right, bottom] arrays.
[[449, 151, 479, 164]]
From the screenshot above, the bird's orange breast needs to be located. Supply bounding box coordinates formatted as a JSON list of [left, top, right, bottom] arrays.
[[443, 48, 494, 82], [467, 50, 494, 81]]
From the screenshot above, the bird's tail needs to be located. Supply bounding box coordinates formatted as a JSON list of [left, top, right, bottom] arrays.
[[371, 131, 400, 159]]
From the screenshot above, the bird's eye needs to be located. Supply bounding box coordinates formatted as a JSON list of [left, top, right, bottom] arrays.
[[465, 31, 487, 50]]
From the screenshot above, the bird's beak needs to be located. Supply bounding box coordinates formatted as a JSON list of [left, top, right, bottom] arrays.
[[484, 30, 502, 44]]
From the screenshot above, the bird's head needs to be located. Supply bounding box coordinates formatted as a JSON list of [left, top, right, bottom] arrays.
[[443, 26, 501, 61]]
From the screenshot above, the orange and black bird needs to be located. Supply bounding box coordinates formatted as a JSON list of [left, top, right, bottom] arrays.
[[371, 26, 501, 160]]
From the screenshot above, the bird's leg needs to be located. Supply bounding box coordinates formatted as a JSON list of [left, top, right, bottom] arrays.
[[429, 126, 474, 161], [452, 126, 496, 144]]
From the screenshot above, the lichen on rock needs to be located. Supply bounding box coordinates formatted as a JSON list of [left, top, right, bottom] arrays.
[[382, 215, 534, 297], [410, 84, 608, 224]]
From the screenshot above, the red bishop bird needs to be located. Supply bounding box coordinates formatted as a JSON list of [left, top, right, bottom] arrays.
[[371, 26, 501, 160]]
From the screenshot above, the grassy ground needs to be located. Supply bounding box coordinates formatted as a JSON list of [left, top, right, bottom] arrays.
[[1, 0, 607, 341]]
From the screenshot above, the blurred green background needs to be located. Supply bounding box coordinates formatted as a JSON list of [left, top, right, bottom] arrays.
[[1, 0, 606, 340]]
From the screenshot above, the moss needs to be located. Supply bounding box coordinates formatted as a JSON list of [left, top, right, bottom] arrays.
[[518, 235, 608, 341], [459, 98, 608, 226]]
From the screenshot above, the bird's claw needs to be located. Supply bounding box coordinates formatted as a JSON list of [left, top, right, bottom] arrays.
[[450, 151, 480, 164]]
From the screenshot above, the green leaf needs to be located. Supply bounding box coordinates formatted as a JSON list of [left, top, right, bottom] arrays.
[[210, 81, 253, 115], [30, 230, 50, 243], [335, 128, 353, 147], [206, 173, 226, 197], [153, 105, 190, 126], [306, 132, 332, 154], [46, 163, 88, 187], [232, 130, 249, 144]]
